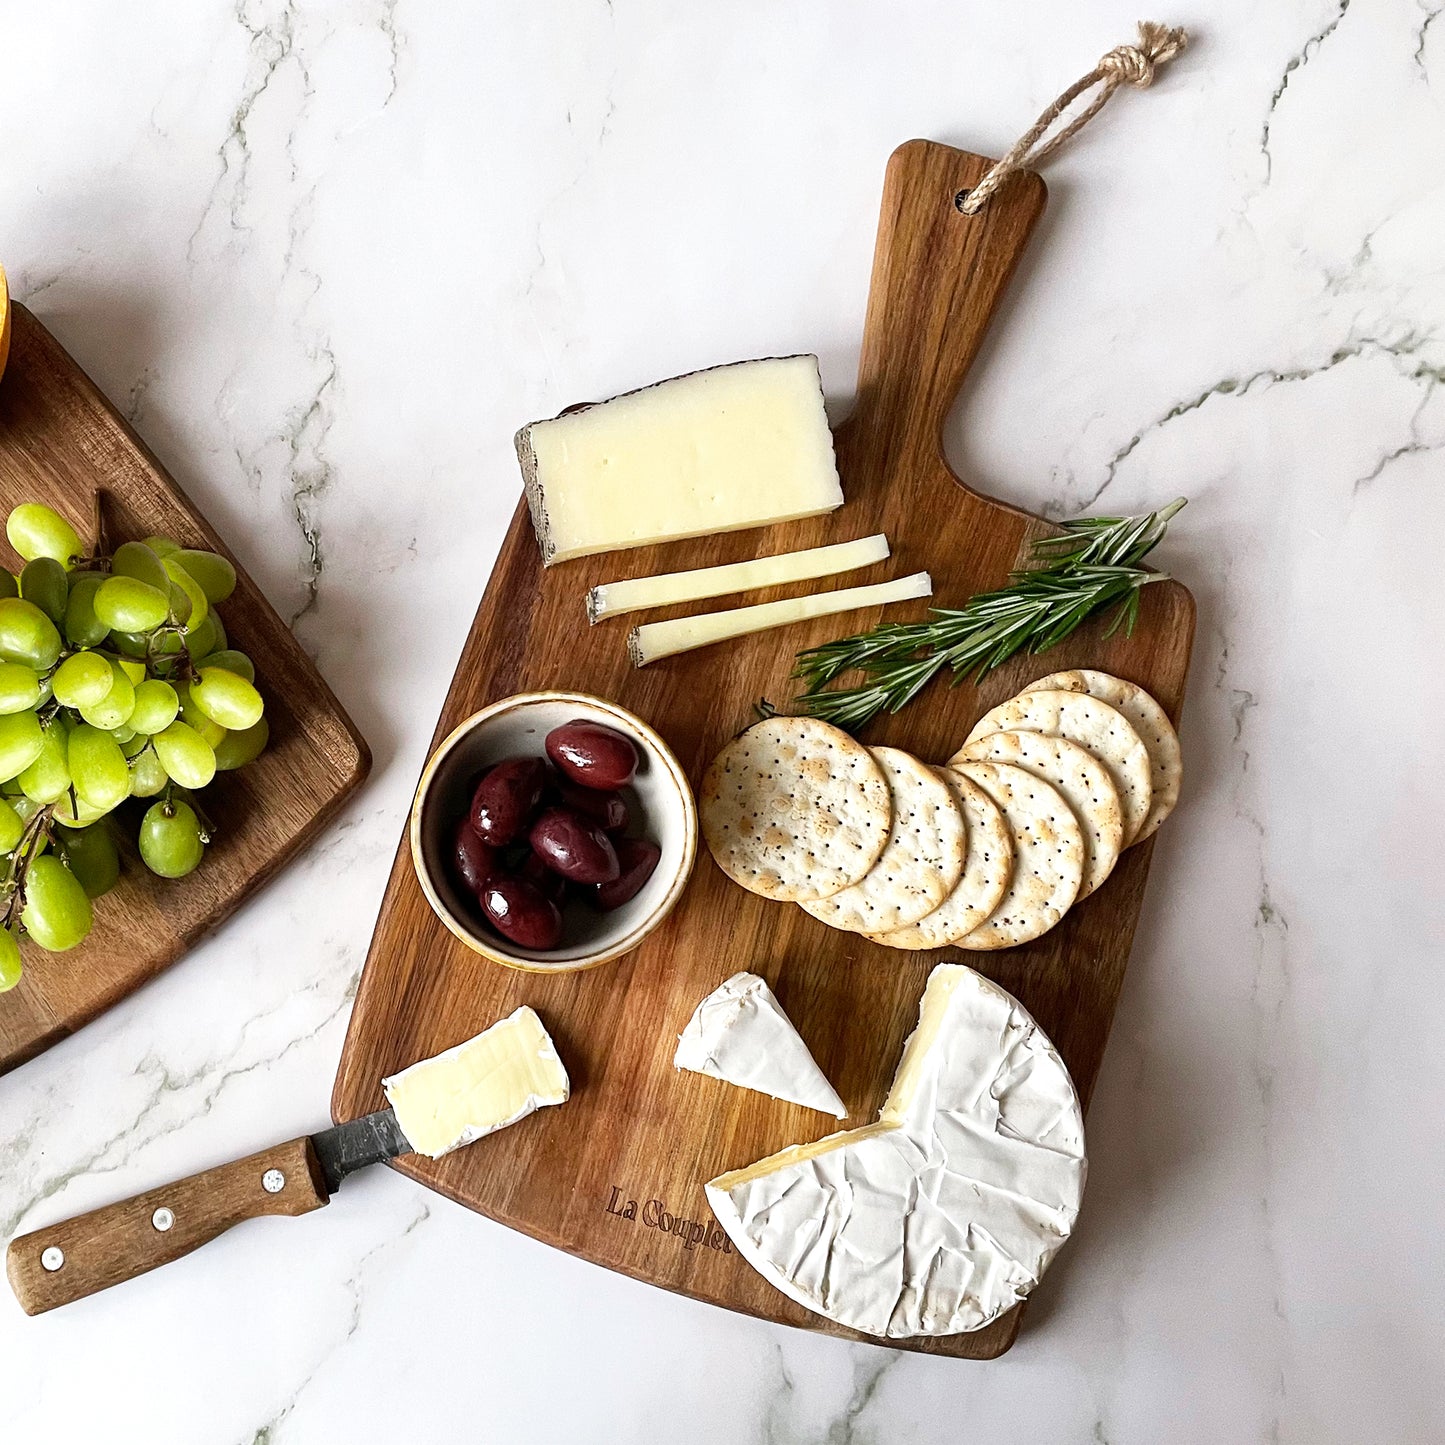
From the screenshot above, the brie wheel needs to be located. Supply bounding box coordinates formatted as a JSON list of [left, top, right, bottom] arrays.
[[706, 964, 1086, 1337]]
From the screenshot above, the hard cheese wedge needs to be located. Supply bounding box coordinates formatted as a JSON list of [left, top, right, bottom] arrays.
[[383, 1006, 569, 1159], [675, 972, 846, 1117], [628, 571, 932, 667], [587, 534, 890, 623], [516, 356, 843, 565], [706, 964, 1086, 1338]]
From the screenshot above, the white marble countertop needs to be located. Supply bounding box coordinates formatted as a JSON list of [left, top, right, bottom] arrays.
[[3, 2, 1443, 1441]]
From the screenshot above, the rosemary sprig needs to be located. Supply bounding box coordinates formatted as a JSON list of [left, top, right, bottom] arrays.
[[793, 498, 1186, 732]]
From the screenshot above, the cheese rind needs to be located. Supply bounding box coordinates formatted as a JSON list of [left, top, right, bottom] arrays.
[[586, 534, 890, 623], [517, 356, 843, 566], [627, 571, 932, 667], [675, 972, 846, 1117], [382, 1006, 569, 1159], [705, 964, 1086, 1338]]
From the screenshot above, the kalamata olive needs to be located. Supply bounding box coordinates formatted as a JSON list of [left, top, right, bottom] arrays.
[[545, 720, 638, 791], [519, 850, 568, 906], [480, 875, 563, 950], [453, 818, 498, 894], [469, 756, 549, 844], [593, 838, 661, 911], [556, 778, 629, 834], [529, 806, 620, 884]]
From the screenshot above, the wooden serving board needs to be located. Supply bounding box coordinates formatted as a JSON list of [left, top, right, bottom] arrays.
[[0, 305, 370, 1075], [334, 141, 1194, 1358]]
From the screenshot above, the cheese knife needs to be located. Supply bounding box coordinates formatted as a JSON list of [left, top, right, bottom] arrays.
[[5, 1005, 569, 1316]]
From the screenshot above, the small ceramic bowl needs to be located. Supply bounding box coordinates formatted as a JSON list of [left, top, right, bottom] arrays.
[[410, 691, 697, 972]]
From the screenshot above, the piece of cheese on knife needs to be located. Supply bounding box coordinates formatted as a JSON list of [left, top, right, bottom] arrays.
[[675, 972, 846, 1118], [383, 1006, 569, 1159], [516, 356, 843, 565], [706, 964, 1086, 1338]]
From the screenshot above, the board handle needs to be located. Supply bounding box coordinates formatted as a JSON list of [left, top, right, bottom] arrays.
[[5, 1137, 329, 1315], [844, 139, 1048, 470]]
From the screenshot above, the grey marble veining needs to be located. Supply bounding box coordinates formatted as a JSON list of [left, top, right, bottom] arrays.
[[2, 2, 1443, 1441]]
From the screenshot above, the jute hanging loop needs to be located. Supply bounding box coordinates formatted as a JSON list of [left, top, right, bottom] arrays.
[[957, 21, 1187, 215]]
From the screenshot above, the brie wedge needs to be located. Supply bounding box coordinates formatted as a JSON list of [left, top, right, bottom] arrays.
[[706, 964, 1086, 1337], [383, 1006, 570, 1159], [675, 972, 846, 1118]]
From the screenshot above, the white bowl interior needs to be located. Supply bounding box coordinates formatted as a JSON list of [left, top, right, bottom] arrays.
[[414, 695, 695, 969]]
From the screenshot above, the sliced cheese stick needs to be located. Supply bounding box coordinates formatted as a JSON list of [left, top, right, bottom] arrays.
[[587, 534, 890, 623], [628, 572, 932, 667]]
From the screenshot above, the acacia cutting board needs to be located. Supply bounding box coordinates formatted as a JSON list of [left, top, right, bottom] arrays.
[[0, 305, 370, 1075], [334, 141, 1194, 1359]]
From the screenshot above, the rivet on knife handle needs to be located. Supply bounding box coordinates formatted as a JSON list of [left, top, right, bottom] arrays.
[[4, 1137, 329, 1316]]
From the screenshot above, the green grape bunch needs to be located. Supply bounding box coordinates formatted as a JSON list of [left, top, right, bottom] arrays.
[[0, 500, 270, 993]]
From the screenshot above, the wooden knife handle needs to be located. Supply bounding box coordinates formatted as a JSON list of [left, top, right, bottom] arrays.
[[5, 1137, 329, 1315]]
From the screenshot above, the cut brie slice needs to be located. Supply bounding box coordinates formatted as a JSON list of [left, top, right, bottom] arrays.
[[383, 1006, 570, 1159], [706, 964, 1086, 1338], [675, 972, 846, 1118]]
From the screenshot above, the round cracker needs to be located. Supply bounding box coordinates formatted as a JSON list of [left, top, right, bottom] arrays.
[[957, 689, 1153, 846], [869, 767, 1013, 950], [956, 731, 1122, 899], [800, 747, 965, 934], [1026, 669, 1181, 843], [701, 717, 891, 902], [950, 759, 1083, 950]]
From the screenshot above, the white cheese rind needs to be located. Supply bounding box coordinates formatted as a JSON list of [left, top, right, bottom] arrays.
[[587, 535, 890, 623], [382, 1006, 570, 1159], [675, 972, 846, 1118], [705, 965, 1086, 1338], [517, 356, 843, 566], [627, 571, 932, 667]]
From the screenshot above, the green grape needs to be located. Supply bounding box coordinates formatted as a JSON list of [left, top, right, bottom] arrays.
[[53, 651, 114, 709], [7, 503, 82, 569], [143, 536, 180, 558], [119, 732, 149, 759], [163, 559, 208, 632], [111, 541, 170, 593], [214, 715, 269, 771], [114, 657, 146, 686], [110, 725, 136, 744], [107, 628, 150, 659], [0, 711, 44, 782], [0, 570, 16, 600], [176, 684, 226, 747], [94, 575, 170, 633], [128, 745, 168, 796], [19, 719, 71, 804], [166, 580, 192, 627], [0, 597, 62, 670], [0, 927, 20, 991], [172, 550, 236, 603], [55, 822, 120, 898], [0, 661, 42, 714], [200, 649, 255, 683], [64, 574, 110, 647], [139, 799, 205, 878], [51, 792, 114, 827], [20, 855, 92, 950], [0, 797, 25, 851], [68, 724, 130, 810], [19, 557, 69, 623], [9, 794, 44, 826], [182, 612, 221, 659], [190, 667, 264, 731], [128, 678, 179, 734], [152, 721, 216, 789], [78, 661, 136, 732]]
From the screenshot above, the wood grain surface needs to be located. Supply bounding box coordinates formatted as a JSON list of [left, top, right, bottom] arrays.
[[6, 1136, 328, 1314], [334, 141, 1195, 1359], [0, 305, 371, 1075]]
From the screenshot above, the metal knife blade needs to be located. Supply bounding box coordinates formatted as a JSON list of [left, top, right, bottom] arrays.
[[311, 1108, 413, 1195]]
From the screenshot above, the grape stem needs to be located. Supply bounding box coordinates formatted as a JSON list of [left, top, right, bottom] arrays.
[[0, 804, 57, 933]]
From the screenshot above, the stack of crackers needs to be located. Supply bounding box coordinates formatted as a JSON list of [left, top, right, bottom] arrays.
[[700, 670, 1182, 951]]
